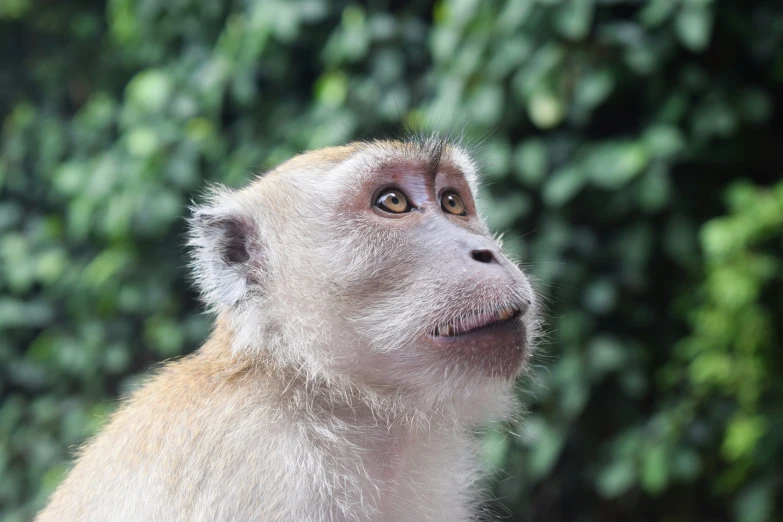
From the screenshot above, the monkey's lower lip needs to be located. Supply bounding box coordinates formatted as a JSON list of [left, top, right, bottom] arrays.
[[431, 307, 521, 338], [426, 309, 527, 378]]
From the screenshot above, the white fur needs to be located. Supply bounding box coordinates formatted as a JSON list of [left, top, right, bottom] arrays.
[[37, 139, 539, 522]]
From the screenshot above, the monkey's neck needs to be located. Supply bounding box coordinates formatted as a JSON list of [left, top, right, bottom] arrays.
[[188, 321, 484, 516], [199, 319, 465, 429]]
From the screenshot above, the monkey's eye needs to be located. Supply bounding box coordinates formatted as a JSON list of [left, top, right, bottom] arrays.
[[441, 191, 467, 216], [375, 190, 411, 214]]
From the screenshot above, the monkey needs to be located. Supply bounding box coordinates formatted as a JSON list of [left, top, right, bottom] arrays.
[[36, 136, 539, 522]]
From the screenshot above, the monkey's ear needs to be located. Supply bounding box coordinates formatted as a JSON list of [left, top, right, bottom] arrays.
[[188, 192, 264, 308]]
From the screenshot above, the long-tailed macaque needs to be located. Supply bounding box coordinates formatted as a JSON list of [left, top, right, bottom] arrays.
[[37, 137, 538, 521]]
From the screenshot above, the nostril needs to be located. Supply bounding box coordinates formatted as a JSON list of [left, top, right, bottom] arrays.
[[471, 249, 495, 264]]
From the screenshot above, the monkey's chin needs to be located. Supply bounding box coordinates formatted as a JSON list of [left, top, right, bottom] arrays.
[[426, 318, 528, 379]]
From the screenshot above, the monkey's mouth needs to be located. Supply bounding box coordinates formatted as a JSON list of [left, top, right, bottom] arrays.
[[431, 306, 521, 338]]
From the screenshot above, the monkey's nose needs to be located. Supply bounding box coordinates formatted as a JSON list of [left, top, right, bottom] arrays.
[[470, 249, 497, 264]]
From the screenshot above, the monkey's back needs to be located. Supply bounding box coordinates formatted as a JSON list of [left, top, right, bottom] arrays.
[[35, 340, 322, 522]]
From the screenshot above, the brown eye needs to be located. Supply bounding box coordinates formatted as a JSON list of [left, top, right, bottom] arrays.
[[375, 190, 410, 214], [441, 191, 466, 216]]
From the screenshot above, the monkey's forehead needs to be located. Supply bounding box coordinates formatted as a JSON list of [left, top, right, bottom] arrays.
[[263, 139, 481, 194]]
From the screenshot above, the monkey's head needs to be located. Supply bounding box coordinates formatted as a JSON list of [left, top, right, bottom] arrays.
[[190, 138, 538, 405]]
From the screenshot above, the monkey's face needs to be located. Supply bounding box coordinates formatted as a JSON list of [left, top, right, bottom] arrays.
[[272, 142, 538, 393], [191, 140, 538, 399]]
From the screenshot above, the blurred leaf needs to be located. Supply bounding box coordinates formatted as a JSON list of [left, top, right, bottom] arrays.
[[723, 414, 767, 462], [734, 480, 776, 522], [675, 4, 714, 52], [554, 0, 594, 41], [513, 139, 548, 187], [520, 416, 566, 479], [585, 141, 650, 188], [315, 71, 348, 107], [126, 70, 172, 113], [643, 125, 685, 159], [583, 279, 617, 315], [597, 459, 636, 498], [641, 444, 669, 494], [527, 88, 566, 129], [542, 166, 585, 206], [587, 336, 627, 376]]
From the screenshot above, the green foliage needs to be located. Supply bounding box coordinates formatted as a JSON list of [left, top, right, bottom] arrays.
[[1, 0, 782, 521], [661, 181, 783, 521]]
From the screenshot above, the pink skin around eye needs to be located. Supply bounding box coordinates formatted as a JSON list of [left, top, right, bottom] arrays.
[[369, 162, 476, 211], [343, 160, 480, 236], [381, 167, 431, 207]]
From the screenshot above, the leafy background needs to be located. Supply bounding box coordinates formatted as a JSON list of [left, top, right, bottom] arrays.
[[1, 0, 782, 520]]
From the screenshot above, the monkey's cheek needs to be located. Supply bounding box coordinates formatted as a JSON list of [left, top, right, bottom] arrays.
[[428, 321, 528, 379]]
